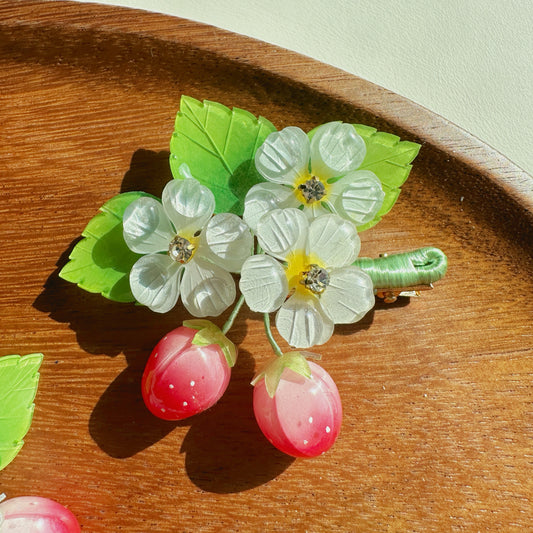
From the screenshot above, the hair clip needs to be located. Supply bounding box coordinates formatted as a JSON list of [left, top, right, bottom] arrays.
[[55, 96, 447, 459]]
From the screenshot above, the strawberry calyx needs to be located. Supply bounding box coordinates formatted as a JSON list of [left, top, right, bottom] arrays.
[[183, 319, 237, 367], [251, 351, 321, 398]]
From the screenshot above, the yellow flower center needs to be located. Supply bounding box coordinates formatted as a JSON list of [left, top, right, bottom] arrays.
[[168, 233, 199, 264], [294, 174, 330, 205], [285, 250, 329, 295]]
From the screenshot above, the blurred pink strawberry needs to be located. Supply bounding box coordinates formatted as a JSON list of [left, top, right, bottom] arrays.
[[0, 495, 80, 532]]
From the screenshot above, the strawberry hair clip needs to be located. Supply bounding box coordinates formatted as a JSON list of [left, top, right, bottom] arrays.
[[54, 96, 448, 458]]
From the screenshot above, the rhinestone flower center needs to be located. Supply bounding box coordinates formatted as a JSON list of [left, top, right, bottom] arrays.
[[298, 176, 326, 204], [168, 235, 195, 264], [301, 264, 330, 294]]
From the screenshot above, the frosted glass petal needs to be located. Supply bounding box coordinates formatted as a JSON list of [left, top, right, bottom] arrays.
[[123, 197, 174, 254], [256, 208, 308, 260], [201, 213, 254, 273], [239, 254, 288, 313], [162, 177, 215, 235], [276, 293, 334, 349], [308, 214, 360, 268], [303, 200, 331, 220], [180, 258, 236, 317], [320, 266, 375, 324], [310, 122, 366, 180], [129, 254, 182, 313], [330, 170, 385, 226], [255, 127, 310, 185], [243, 182, 299, 233]]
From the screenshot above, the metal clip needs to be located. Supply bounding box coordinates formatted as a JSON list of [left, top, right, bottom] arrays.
[[375, 284, 434, 303]]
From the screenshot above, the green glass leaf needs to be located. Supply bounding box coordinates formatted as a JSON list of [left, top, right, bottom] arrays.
[[169, 96, 277, 215], [59, 192, 152, 302], [0, 353, 43, 471], [353, 124, 420, 231]]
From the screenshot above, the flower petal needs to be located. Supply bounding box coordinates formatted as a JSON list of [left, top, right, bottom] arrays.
[[320, 266, 375, 324], [308, 214, 360, 268], [180, 258, 236, 317], [255, 127, 310, 185], [329, 170, 385, 226], [310, 122, 366, 179], [276, 293, 334, 349], [162, 176, 215, 235], [129, 254, 182, 313], [239, 254, 288, 313], [256, 208, 308, 261], [303, 201, 331, 220], [123, 197, 175, 254], [243, 182, 299, 233], [200, 213, 253, 273]]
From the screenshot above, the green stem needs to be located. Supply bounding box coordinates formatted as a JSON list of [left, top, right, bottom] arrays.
[[217, 239, 265, 337], [221, 293, 245, 335], [263, 313, 283, 357], [219, 238, 262, 336], [256, 240, 284, 356]]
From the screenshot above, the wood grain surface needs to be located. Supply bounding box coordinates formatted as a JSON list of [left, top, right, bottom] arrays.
[[0, 2, 532, 531]]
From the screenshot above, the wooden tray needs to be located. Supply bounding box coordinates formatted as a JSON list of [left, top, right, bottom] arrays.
[[1, 2, 531, 531]]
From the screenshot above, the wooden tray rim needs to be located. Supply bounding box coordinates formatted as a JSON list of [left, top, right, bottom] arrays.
[[1, 0, 532, 216]]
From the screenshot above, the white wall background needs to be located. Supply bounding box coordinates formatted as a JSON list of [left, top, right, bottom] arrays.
[[76, 0, 533, 176]]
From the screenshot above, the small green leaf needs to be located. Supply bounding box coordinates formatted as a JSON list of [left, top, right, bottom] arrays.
[[184, 319, 237, 367], [0, 353, 43, 471], [353, 124, 420, 231], [170, 96, 277, 215], [252, 352, 312, 398], [59, 192, 153, 302]]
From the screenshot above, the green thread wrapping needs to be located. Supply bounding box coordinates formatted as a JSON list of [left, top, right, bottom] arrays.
[[354, 247, 448, 288]]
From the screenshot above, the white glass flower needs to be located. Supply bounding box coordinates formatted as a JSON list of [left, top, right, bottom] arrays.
[[123, 166, 253, 316], [239, 208, 375, 349], [243, 122, 385, 233]]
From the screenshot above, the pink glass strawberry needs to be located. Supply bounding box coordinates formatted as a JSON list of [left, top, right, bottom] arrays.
[[142, 320, 237, 420], [252, 352, 342, 458], [0, 495, 80, 532]]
